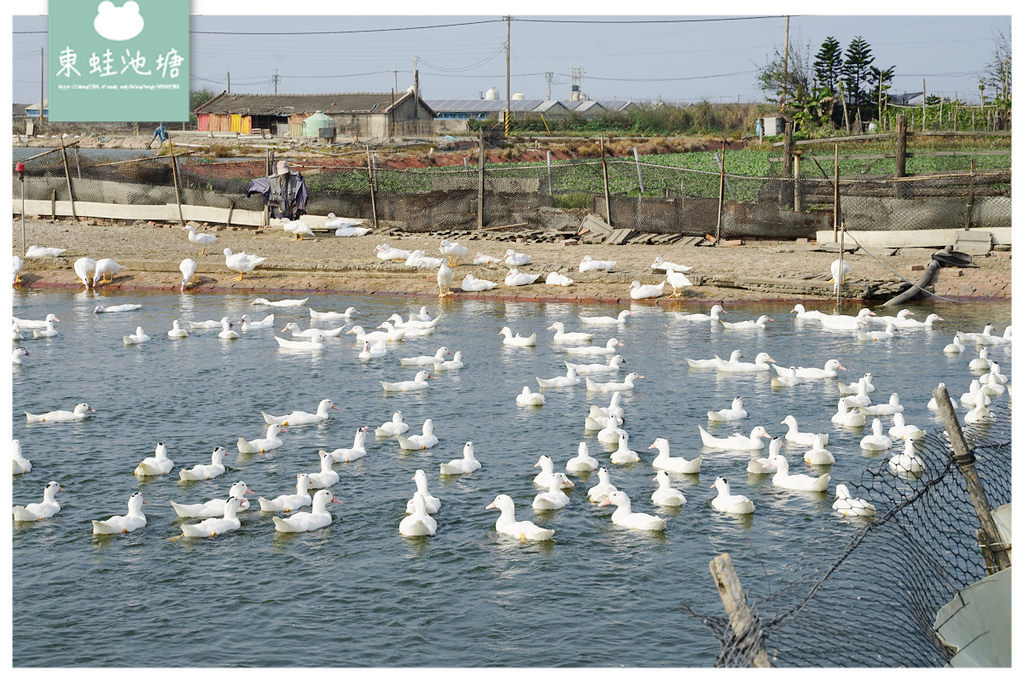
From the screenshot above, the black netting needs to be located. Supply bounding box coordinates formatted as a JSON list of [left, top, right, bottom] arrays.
[[685, 404, 1011, 668]]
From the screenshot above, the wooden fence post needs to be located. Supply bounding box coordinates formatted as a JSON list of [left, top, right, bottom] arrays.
[[931, 384, 1011, 573], [366, 145, 378, 230], [709, 553, 772, 668], [633, 147, 645, 194], [895, 114, 907, 200], [60, 142, 78, 221], [477, 127, 485, 229], [600, 138, 612, 227], [781, 122, 793, 209], [965, 158, 975, 230], [792, 150, 802, 213], [715, 140, 726, 243], [170, 154, 185, 226], [832, 144, 841, 240], [546, 150, 553, 199]]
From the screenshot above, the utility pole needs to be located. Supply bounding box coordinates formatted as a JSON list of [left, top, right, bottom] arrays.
[[273, 69, 279, 94], [545, 71, 553, 100], [394, 69, 399, 94], [226, 71, 230, 93], [413, 56, 419, 120], [781, 15, 790, 110], [504, 15, 511, 136], [39, 47, 44, 123]]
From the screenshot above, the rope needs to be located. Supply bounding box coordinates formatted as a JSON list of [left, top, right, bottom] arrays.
[[842, 231, 963, 304]]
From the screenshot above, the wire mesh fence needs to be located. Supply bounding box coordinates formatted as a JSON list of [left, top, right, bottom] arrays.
[[685, 402, 1012, 667]]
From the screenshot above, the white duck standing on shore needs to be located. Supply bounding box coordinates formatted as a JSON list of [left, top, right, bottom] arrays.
[[673, 304, 725, 323], [262, 399, 337, 427], [565, 442, 599, 474], [170, 481, 254, 519], [73, 257, 96, 288], [436, 261, 454, 297], [710, 477, 755, 514], [586, 372, 643, 393], [439, 238, 468, 266], [134, 442, 174, 477], [400, 492, 438, 537], [832, 484, 877, 518], [780, 415, 828, 447], [405, 470, 440, 514], [532, 474, 572, 511], [587, 467, 619, 503], [664, 267, 693, 298], [504, 268, 541, 287], [580, 310, 632, 325], [306, 452, 340, 489], [282, 218, 314, 240], [321, 426, 371, 463], [180, 497, 244, 538], [258, 473, 312, 512], [381, 370, 431, 393], [440, 441, 482, 476], [185, 224, 217, 255], [13, 481, 63, 521], [375, 411, 409, 438], [236, 424, 285, 454], [223, 248, 266, 281], [629, 279, 666, 300], [92, 258, 124, 287], [91, 491, 147, 535], [486, 494, 554, 542], [548, 322, 594, 344], [178, 446, 228, 481], [26, 402, 95, 424], [601, 490, 666, 531], [503, 249, 533, 266], [708, 397, 748, 422], [650, 256, 691, 273], [273, 489, 341, 533], [649, 437, 702, 474], [122, 326, 151, 346], [12, 439, 31, 474], [860, 418, 894, 451], [397, 419, 438, 450], [500, 326, 537, 347], [769, 451, 831, 492], [698, 425, 771, 451], [179, 258, 198, 291], [651, 471, 687, 507], [579, 255, 616, 273]]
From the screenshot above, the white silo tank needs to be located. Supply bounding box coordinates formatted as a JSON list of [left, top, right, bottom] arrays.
[[485, 87, 499, 100], [511, 92, 525, 100]]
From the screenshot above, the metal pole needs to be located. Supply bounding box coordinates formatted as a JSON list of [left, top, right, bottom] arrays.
[[836, 224, 845, 308], [60, 143, 77, 221], [832, 143, 840, 239], [504, 15, 511, 138], [170, 154, 185, 226], [600, 138, 612, 226], [20, 174, 26, 254], [477, 127, 485, 229], [715, 140, 726, 243], [633, 147, 645, 194], [546, 150, 553, 198], [366, 146, 378, 230]]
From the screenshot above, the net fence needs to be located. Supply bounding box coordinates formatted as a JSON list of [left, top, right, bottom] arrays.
[[684, 402, 1012, 668]]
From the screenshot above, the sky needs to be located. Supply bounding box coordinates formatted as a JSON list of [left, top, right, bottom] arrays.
[[8, 2, 1014, 106]]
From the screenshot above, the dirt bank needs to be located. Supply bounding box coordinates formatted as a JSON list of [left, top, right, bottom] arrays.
[[11, 217, 1011, 304]]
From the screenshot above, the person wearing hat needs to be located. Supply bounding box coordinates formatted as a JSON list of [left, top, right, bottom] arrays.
[[245, 160, 309, 220]]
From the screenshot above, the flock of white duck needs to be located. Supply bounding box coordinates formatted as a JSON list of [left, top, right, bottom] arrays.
[[13, 273, 1011, 542]]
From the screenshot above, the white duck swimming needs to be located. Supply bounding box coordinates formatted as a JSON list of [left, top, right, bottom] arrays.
[[134, 442, 175, 477], [791, 303, 825, 321], [980, 362, 1008, 386], [93, 303, 142, 314], [12, 439, 31, 474], [609, 432, 641, 465], [503, 249, 533, 266], [894, 313, 943, 330], [596, 418, 625, 445], [580, 310, 632, 325], [381, 369, 431, 393], [346, 325, 398, 346], [716, 352, 775, 373], [600, 490, 666, 531], [375, 410, 410, 438], [927, 384, 958, 413], [533, 474, 573, 510], [888, 413, 925, 441], [803, 434, 835, 466], [180, 497, 244, 538], [397, 419, 438, 450], [979, 374, 1006, 399], [888, 439, 925, 475], [122, 326, 151, 345], [178, 446, 228, 481], [687, 349, 742, 369], [777, 358, 846, 379], [586, 405, 623, 433], [504, 268, 541, 287], [436, 351, 464, 371], [780, 415, 828, 447], [819, 308, 876, 331], [831, 397, 866, 427], [856, 321, 897, 342], [536, 366, 581, 389], [499, 326, 537, 347], [167, 320, 189, 339], [548, 322, 594, 344], [13, 313, 60, 330], [942, 334, 966, 354], [629, 279, 666, 300], [281, 322, 345, 338], [841, 381, 873, 408], [532, 454, 572, 489], [650, 256, 692, 273], [223, 248, 266, 281], [721, 314, 773, 331], [832, 484, 877, 518], [73, 257, 96, 288], [565, 354, 626, 376], [31, 320, 59, 339], [461, 273, 498, 291], [236, 424, 285, 454], [218, 319, 239, 340], [273, 489, 340, 533], [565, 442, 599, 474], [13, 481, 63, 521], [440, 441, 481, 476], [578, 255, 616, 272], [968, 348, 991, 372], [321, 426, 370, 463], [486, 494, 553, 541], [92, 258, 124, 286], [673, 304, 726, 323], [306, 452, 340, 489], [585, 372, 642, 393], [12, 347, 30, 365], [875, 308, 914, 328], [545, 271, 575, 287], [964, 402, 994, 424], [262, 399, 337, 426], [859, 418, 893, 451], [860, 392, 904, 417], [185, 224, 217, 254], [746, 436, 783, 474], [25, 245, 66, 258], [565, 337, 623, 356], [91, 491, 147, 535], [708, 397, 748, 422], [170, 481, 253, 518], [769, 452, 831, 492], [976, 325, 1012, 346], [258, 473, 312, 512], [960, 381, 991, 409], [698, 425, 771, 451], [179, 258, 198, 290], [275, 331, 325, 351], [838, 373, 876, 396], [380, 319, 429, 340], [189, 316, 231, 331], [473, 252, 502, 265], [651, 471, 687, 507], [405, 469, 441, 514], [649, 437, 701, 474], [587, 467, 619, 503], [359, 340, 388, 361], [710, 477, 755, 514], [309, 306, 359, 323], [399, 346, 450, 366], [25, 402, 94, 424], [400, 492, 438, 537]]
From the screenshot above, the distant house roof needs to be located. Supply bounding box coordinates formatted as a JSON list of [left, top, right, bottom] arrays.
[[532, 100, 572, 114], [24, 100, 48, 115], [193, 92, 435, 117], [426, 99, 543, 114], [889, 91, 924, 105], [568, 100, 607, 114]]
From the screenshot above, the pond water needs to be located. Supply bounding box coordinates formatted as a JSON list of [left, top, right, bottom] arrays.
[[10, 289, 1011, 667]]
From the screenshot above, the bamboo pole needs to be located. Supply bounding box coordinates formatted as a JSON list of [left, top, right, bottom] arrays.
[[965, 158, 975, 230], [477, 127, 485, 229], [600, 138, 612, 227], [832, 144, 840, 239], [709, 553, 772, 668], [60, 142, 77, 221], [792, 150, 802, 212], [169, 154, 185, 226], [931, 384, 1011, 573], [546, 150, 553, 198], [715, 140, 726, 243], [366, 145, 378, 229], [836, 224, 845, 308], [633, 147, 645, 194]]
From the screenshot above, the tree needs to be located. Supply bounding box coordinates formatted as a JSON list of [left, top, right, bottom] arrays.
[[984, 30, 1011, 105], [755, 41, 813, 110], [841, 36, 875, 108], [868, 65, 896, 116], [813, 36, 843, 96], [190, 88, 218, 112]]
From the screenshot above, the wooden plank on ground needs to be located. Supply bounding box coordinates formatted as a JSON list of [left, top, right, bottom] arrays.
[[580, 213, 613, 236]]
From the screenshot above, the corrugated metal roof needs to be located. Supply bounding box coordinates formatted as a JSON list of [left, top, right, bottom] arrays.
[[426, 99, 543, 113], [532, 100, 571, 113], [193, 91, 435, 116], [568, 100, 606, 112]]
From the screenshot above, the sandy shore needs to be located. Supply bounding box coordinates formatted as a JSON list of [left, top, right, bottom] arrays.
[[11, 217, 1011, 304]]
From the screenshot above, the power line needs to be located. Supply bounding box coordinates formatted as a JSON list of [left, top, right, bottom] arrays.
[[190, 18, 502, 36], [515, 15, 785, 25]]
